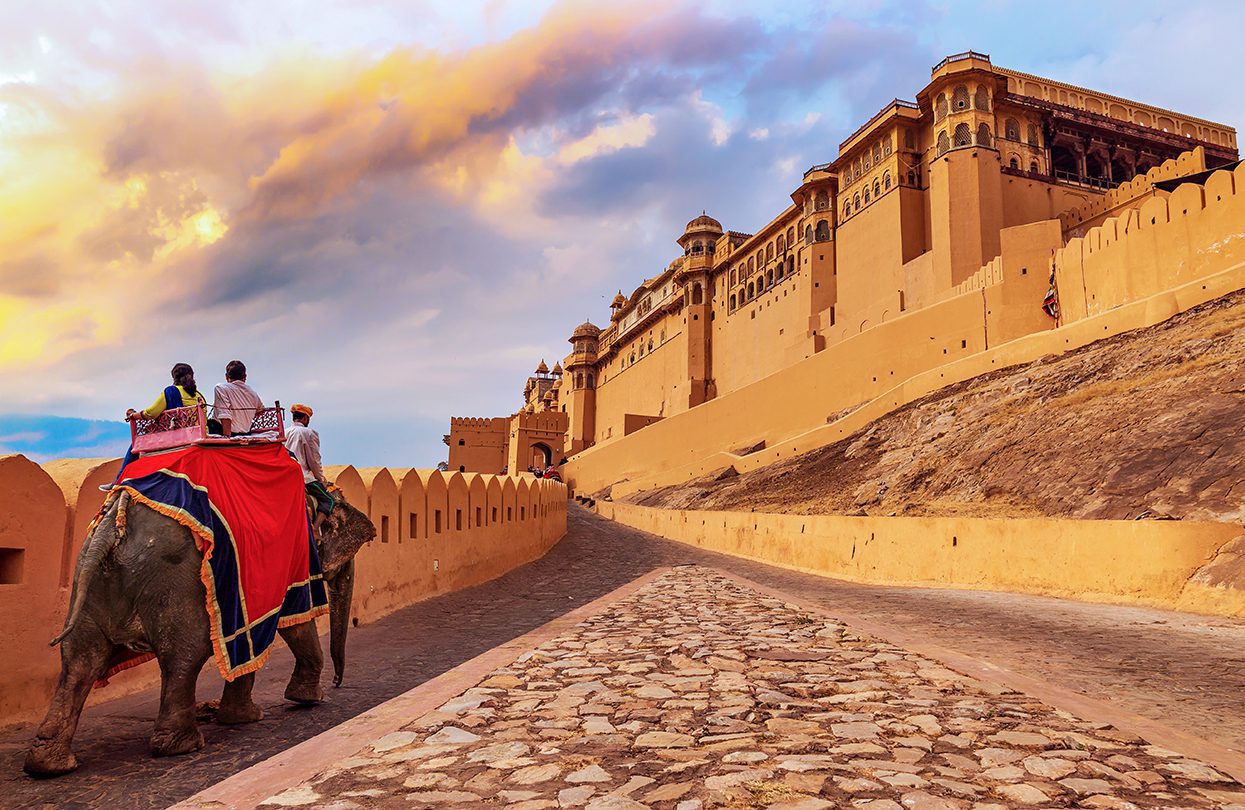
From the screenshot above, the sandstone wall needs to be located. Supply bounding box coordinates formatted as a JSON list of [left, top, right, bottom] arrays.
[[598, 501, 1245, 617], [0, 457, 566, 726], [566, 164, 1245, 499]]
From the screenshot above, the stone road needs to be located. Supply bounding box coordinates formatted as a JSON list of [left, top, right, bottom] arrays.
[[4, 504, 1245, 808], [258, 568, 1245, 809]]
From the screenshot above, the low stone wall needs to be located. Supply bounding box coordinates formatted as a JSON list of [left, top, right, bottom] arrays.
[[0, 455, 566, 726], [597, 501, 1245, 617]]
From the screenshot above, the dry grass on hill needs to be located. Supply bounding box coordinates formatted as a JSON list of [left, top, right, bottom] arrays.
[[628, 289, 1245, 522]]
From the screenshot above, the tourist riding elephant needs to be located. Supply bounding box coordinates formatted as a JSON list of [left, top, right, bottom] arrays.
[[24, 487, 375, 777]]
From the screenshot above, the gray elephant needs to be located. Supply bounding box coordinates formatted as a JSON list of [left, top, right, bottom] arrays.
[[24, 487, 375, 777]]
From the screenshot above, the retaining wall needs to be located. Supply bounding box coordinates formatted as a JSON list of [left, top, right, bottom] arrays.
[[598, 501, 1245, 617], [0, 457, 566, 726]]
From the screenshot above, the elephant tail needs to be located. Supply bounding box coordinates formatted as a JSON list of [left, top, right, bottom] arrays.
[[329, 557, 355, 687], [51, 491, 129, 646]]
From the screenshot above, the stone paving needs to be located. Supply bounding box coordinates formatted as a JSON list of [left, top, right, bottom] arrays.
[[257, 568, 1245, 809], [6, 505, 1245, 809]]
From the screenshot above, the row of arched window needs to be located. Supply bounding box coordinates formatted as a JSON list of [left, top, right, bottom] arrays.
[[842, 134, 894, 187], [934, 84, 990, 122], [572, 372, 596, 389], [842, 172, 894, 218], [727, 255, 797, 312], [729, 225, 799, 285], [1001, 117, 1042, 147], [935, 123, 993, 156], [685, 240, 716, 257]]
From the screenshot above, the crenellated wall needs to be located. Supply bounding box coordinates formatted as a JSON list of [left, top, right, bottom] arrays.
[[0, 457, 566, 725], [1059, 147, 1209, 234]]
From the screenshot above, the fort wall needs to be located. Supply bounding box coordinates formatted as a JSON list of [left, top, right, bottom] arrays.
[[0, 457, 566, 726], [566, 167, 1245, 497], [596, 501, 1245, 617]]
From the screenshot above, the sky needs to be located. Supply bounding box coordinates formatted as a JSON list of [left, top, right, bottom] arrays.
[[1, 0, 1242, 466]]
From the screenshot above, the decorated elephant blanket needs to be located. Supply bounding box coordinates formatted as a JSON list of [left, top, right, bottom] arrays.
[[103, 442, 329, 681]]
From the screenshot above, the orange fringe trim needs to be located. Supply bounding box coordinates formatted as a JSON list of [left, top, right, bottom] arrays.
[[111, 485, 327, 682]]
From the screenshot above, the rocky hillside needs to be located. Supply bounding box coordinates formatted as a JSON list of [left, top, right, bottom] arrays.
[[628, 290, 1245, 522]]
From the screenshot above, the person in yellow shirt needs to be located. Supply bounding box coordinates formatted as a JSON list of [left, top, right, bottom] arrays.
[[103, 363, 208, 491]]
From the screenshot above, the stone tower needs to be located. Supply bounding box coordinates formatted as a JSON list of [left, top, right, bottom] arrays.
[[563, 321, 601, 454], [675, 212, 722, 407]]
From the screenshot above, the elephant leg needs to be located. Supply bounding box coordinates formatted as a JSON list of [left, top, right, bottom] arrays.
[[150, 649, 209, 757], [278, 620, 324, 704], [329, 558, 355, 687], [217, 672, 263, 724], [24, 623, 112, 777]]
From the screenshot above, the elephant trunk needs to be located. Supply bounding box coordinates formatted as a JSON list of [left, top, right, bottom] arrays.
[[51, 491, 129, 646], [328, 557, 355, 687]]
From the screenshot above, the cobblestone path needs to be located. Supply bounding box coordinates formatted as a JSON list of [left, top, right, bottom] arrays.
[[5, 505, 1245, 808], [258, 568, 1245, 809]]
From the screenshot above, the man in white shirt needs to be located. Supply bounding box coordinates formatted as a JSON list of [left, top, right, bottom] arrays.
[[212, 360, 264, 437], [286, 403, 332, 537]]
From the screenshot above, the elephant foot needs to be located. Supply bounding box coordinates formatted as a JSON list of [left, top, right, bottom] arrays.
[[217, 699, 264, 725], [284, 678, 323, 705], [150, 725, 204, 758], [23, 741, 78, 777]]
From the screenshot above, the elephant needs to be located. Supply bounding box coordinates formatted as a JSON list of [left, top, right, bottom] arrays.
[[24, 486, 375, 777]]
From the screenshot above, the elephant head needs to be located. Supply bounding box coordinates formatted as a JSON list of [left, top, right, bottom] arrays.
[[317, 488, 375, 687]]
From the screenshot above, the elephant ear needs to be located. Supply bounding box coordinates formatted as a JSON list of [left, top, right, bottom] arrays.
[[318, 498, 372, 577]]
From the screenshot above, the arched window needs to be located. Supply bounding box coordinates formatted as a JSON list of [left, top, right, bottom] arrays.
[[457, 438, 465, 446], [937, 130, 949, 155], [1009, 156, 1019, 169], [629, 352, 635, 364], [934, 93, 948, 122], [691, 241, 702, 255], [952, 84, 969, 111], [853, 192, 861, 209], [786, 226, 795, 245], [729, 268, 736, 285], [1030, 160, 1039, 173], [883, 136, 892, 156], [691, 283, 704, 305], [776, 234, 785, 253], [766, 243, 774, 261], [766, 269, 774, 287], [976, 123, 992, 147], [873, 180, 881, 197], [647, 338, 654, 352], [954, 123, 972, 147], [844, 201, 851, 217], [787, 255, 795, 275], [815, 219, 830, 241], [576, 373, 584, 388], [815, 189, 829, 210], [1027, 124, 1040, 146], [776, 262, 784, 281], [974, 85, 990, 111], [748, 257, 754, 272], [587, 373, 594, 389], [1005, 118, 1020, 140], [907, 170, 916, 185], [864, 186, 870, 203], [805, 224, 813, 244], [729, 294, 736, 311], [872, 143, 882, 162], [755, 250, 763, 266], [883, 172, 891, 190], [747, 281, 755, 299], [638, 343, 644, 357]]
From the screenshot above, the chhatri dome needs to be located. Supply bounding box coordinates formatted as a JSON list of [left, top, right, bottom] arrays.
[[683, 211, 723, 234], [535, 359, 549, 375], [551, 361, 563, 376], [571, 321, 601, 339], [610, 292, 627, 308]]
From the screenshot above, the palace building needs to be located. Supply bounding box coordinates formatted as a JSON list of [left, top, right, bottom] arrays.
[[446, 51, 1238, 475]]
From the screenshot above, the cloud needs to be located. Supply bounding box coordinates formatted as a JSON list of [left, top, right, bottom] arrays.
[[14, 0, 1221, 469]]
